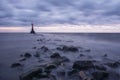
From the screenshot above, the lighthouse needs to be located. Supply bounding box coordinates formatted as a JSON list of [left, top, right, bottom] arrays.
[[30, 23, 36, 34]]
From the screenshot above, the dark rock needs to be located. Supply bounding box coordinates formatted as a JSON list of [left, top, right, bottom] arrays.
[[45, 64, 57, 71], [57, 56, 70, 63], [24, 53, 32, 58], [37, 72, 49, 79], [92, 71, 109, 80], [106, 61, 120, 68], [57, 45, 78, 52], [72, 60, 94, 70], [34, 53, 40, 58], [11, 63, 23, 68], [80, 54, 85, 57], [95, 65, 107, 71], [41, 46, 49, 52], [19, 67, 43, 80], [20, 54, 24, 57], [50, 53, 61, 58], [57, 71, 66, 76], [85, 49, 91, 52], [19, 58, 26, 62], [103, 54, 108, 57], [32, 47, 37, 49], [44, 64, 57, 74], [68, 69, 78, 76]]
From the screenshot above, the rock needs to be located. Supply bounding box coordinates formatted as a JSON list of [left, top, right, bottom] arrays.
[[68, 69, 78, 76], [11, 63, 23, 68], [19, 67, 43, 80], [57, 56, 70, 63], [85, 49, 91, 52], [57, 71, 66, 76], [106, 61, 120, 68], [95, 65, 107, 71], [57, 45, 78, 52], [72, 60, 94, 70], [20, 54, 24, 57], [103, 54, 108, 57], [41, 46, 49, 52], [109, 71, 120, 80], [24, 53, 32, 58], [32, 47, 37, 49], [79, 71, 94, 80], [34, 53, 40, 58], [50, 53, 61, 58], [19, 58, 26, 62], [92, 71, 109, 80], [80, 54, 85, 57], [44, 64, 57, 74]]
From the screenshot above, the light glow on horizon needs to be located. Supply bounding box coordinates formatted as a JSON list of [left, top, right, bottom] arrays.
[[0, 24, 120, 33]]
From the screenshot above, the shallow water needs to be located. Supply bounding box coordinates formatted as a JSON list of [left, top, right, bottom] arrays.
[[0, 33, 120, 80]]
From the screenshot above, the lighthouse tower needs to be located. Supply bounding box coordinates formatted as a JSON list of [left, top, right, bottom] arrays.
[[30, 23, 35, 34]]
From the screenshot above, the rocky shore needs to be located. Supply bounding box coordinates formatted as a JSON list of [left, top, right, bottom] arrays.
[[9, 34, 120, 80]]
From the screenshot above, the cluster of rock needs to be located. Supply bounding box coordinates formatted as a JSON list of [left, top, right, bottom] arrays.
[[10, 39, 120, 80]]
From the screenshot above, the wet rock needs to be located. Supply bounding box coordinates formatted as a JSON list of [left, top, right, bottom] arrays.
[[106, 61, 120, 68], [68, 69, 78, 76], [72, 60, 94, 70], [85, 49, 91, 52], [50, 53, 61, 58], [95, 65, 107, 71], [45, 64, 57, 70], [19, 67, 43, 80], [92, 71, 109, 80], [24, 53, 32, 58], [44, 64, 57, 74], [41, 46, 49, 52], [20, 54, 24, 57], [19, 58, 26, 62], [57, 71, 66, 76], [57, 56, 70, 63], [52, 56, 70, 65], [57, 45, 78, 52], [11, 63, 23, 68], [80, 54, 85, 57], [109, 71, 120, 80], [79, 71, 94, 80], [32, 47, 37, 49], [34, 53, 40, 58], [103, 54, 108, 57]]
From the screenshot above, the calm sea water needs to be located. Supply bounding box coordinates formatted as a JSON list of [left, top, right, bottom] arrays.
[[0, 33, 120, 42]]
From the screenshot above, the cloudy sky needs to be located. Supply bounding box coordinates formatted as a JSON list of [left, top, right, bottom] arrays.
[[0, 0, 120, 32]]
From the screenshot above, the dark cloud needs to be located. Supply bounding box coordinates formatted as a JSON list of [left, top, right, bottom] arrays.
[[0, 0, 120, 27]]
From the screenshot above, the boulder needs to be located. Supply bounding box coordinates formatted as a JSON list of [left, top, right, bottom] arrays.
[[34, 53, 40, 58], [41, 46, 49, 52], [58, 56, 70, 63], [85, 49, 91, 52], [19, 58, 26, 62], [44, 64, 57, 74], [50, 53, 61, 58], [92, 71, 109, 80], [106, 61, 120, 68], [68, 69, 78, 76], [95, 65, 107, 71], [24, 53, 32, 58], [57, 45, 78, 52], [72, 60, 94, 70], [80, 54, 85, 57], [19, 67, 43, 80], [11, 63, 23, 68]]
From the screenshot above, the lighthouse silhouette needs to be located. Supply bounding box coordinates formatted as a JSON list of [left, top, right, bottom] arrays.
[[30, 23, 36, 34]]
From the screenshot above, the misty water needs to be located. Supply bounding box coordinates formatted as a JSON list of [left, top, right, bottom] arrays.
[[0, 33, 120, 80]]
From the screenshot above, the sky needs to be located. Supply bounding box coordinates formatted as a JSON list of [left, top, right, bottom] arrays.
[[0, 0, 120, 32]]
